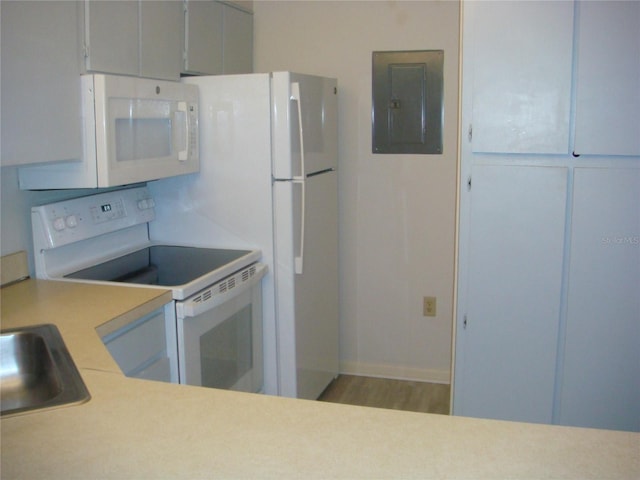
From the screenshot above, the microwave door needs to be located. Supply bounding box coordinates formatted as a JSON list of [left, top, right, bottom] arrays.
[[99, 98, 197, 187]]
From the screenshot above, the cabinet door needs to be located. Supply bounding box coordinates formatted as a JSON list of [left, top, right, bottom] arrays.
[[140, 1, 183, 80], [223, 4, 253, 74], [84, 0, 139, 75], [101, 304, 178, 383], [184, 0, 224, 75], [559, 168, 640, 432], [1, 1, 83, 166], [573, 2, 640, 156], [470, 1, 574, 154], [454, 165, 568, 423]]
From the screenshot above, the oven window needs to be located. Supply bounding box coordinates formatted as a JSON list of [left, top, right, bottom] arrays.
[[199, 305, 252, 389]]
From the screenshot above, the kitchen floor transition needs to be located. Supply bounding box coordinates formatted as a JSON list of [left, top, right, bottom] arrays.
[[318, 375, 450, 414]]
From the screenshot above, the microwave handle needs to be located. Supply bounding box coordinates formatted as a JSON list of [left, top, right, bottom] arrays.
[[177, 102, 189, 162]]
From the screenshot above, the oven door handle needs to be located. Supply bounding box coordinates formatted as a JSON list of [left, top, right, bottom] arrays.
[[176, 263, 267, 318]]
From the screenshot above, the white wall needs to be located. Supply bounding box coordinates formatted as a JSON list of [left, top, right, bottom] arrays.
[[1, 167, 101, 272], [254, 1, 460, 383]]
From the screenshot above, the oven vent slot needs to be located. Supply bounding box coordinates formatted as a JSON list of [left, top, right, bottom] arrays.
[[242, 267, 252, 282], [179, 263, 267, 318], [191, 264, 259, 306]]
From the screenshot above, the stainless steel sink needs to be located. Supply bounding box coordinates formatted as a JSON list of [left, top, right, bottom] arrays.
[[1, 324, 90, 417]]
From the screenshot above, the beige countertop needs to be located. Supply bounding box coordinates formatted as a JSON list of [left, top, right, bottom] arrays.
[[2, 279, 639, 479]]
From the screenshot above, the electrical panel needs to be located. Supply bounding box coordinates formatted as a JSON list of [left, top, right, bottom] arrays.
[[372, 50, 444, 154]]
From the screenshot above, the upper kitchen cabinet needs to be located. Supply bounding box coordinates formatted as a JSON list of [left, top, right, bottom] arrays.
[[139, 1, 184, 80], [573, 1, 640, 156], [222, 2, 253, 74], [469, 1, 574, 154], [183, 1, 253, 75], [83, 1, 138, 76], [183, 1, 223, 75], [470, 0, 640, 157], [1, 1, 83, 167], [83, 0, 182, 80]]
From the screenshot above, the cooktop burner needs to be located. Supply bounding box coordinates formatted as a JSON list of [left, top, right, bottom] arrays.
[[66, 246, 252, 287]]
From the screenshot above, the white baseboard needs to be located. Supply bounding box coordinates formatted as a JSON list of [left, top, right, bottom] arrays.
[[340, 361, 451, 385]]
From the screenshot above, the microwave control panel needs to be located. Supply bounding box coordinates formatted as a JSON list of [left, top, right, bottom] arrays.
[[32, 186, 156, 250]]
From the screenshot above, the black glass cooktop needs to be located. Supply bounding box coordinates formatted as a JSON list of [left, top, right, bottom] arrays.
[[66, 246, 251, 287]]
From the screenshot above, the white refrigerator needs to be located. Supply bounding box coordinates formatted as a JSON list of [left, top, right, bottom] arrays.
[[148, 72, 339, 400]]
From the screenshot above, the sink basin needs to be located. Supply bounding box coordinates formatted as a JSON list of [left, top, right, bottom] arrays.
[[1, 324, 90, 417]]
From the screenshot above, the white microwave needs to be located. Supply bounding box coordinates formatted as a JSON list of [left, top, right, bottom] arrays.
[[19, 74, 199, 189]]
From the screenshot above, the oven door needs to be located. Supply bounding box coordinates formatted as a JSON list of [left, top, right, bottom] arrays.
[[175, 263, 266, 393]]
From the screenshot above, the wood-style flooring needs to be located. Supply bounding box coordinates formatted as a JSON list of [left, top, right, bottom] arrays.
[[318, 375, 450, 415]]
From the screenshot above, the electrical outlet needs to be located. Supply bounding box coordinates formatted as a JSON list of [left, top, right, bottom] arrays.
[[423, 296, 436, 317]]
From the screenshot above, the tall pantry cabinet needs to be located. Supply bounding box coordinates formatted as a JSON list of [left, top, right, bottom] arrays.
[[454, 0, 640, 432]]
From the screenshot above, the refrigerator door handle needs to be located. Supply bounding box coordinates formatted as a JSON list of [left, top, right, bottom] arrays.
[[290, 82, 306, 178], [291, 81, 306, 275], [293, 178, 305, 275]]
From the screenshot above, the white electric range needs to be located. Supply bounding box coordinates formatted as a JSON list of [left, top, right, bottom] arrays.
[[32, 186, 266, 393]]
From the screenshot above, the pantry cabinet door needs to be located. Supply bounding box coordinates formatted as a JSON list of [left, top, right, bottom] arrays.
[[454, 165, 568, 423], [559, 168, 640, 432], [470, 1, 574, 154], [573, 1, 640, 156]]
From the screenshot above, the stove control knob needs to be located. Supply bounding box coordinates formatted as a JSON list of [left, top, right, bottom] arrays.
[[138, 198, 155, 210], [65, 215, 78, 228], [53, 217, 66, 231]]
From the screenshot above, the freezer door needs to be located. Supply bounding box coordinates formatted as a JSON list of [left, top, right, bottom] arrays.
[[271, 72, 338, 179], [273, 171, 339, 399]]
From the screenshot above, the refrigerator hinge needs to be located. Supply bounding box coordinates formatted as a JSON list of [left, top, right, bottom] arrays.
[[467, 176, 472, 192], [463, 315, 468, 329], [468, 124, 472, 142]]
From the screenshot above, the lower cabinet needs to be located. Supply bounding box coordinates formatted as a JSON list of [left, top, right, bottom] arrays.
[[454, 165, 568, 424], [558, 168, 640, 431], [454, 164, 640, 432], [99, 303, 178, 383]]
